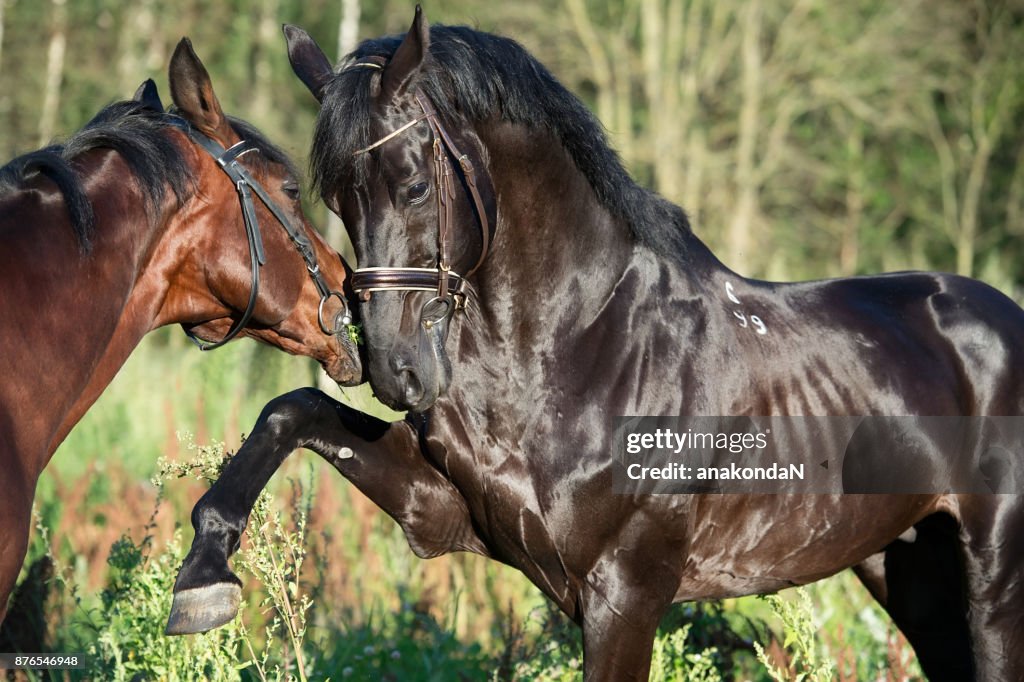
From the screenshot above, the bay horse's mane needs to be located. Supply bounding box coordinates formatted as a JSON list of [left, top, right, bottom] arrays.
[[0, 99, 295, 254], [312, 24, 693, 259]]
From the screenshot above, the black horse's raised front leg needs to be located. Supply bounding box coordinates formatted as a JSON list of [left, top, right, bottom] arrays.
[[165, 387, 484, 635]]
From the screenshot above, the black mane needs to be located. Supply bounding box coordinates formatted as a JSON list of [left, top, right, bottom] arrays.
[[312, 24, 692, 257], [0, 100, 293, 254], [0, 100, 192, 252]]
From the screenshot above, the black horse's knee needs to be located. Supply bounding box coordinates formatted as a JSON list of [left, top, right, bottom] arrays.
[[256, 387, 329, 443]]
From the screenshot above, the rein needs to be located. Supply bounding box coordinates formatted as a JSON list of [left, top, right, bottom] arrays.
[[348, 90, 493, 328], [167, 117, 351, 350]]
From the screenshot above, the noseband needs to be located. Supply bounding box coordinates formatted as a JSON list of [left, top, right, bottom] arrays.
[[348, 90, 493, 328], [168, 117, 352, 350]]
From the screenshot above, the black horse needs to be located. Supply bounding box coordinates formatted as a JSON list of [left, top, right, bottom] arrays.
[[168, 9, 1024, 680]]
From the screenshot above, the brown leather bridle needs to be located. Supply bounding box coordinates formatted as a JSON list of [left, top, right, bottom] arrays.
[[348, 89, 493, 328], [167, 116, 352, 350]]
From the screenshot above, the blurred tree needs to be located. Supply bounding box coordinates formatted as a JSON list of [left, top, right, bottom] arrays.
[[37, 0, 67, 146], [0, 0, 1020, 292], [0, 0, 7, 78], [531, 0, 1023, 289], [917, 0, 1023, 277]]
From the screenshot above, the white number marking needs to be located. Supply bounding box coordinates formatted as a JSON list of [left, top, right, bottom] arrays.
[[726, 281, 742, 304], [726, 282, 768, 335]]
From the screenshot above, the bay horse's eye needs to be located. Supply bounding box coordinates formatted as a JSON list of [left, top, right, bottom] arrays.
[[407, 181, 430, 205], [282, 182, 301, 200]]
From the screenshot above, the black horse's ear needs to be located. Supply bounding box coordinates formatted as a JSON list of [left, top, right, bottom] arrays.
[[168, 38, 232, 142], [381, 5, 429, 102], [284, 25, 334, 102], [132, 79, 164, 112]]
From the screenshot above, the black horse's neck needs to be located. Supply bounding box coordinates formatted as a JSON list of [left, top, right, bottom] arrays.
[[446, 119, 729, 400], [452, 118, 724, 348]]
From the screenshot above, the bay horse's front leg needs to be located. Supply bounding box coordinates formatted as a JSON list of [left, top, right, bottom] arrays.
[[165, 387, 483, 635], [0, 460, 33, 625]]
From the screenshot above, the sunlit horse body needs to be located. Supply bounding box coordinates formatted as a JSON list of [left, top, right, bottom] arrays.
[[0, 40, 361, 622], [170, 12, 1024, 680]]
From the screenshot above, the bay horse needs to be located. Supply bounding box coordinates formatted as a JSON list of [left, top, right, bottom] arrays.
[[168, 10, 1024, 680], [0, 39, 362, 623]]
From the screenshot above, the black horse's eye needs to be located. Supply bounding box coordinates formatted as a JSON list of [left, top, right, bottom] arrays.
[[407, 181, 430, 205]]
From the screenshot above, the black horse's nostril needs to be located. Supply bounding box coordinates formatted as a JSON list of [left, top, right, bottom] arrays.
[[389, 354, 410, 374], [399, 367, 424, 407], [388, 356, 425, 408]]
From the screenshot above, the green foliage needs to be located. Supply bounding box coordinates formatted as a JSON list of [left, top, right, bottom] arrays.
[[754, 590, 835, 682], [486, 598, 734, 681], [30, 442, 499, 680], [498, 601, 583, 680], [800, 571, 923, 680], [309, 590, 491, 680], [346, 322, 364, 347], [233, 472, 315, 682], [18, 437, 921, 681], [650, 624, 723, 682], [89, 529, 248, 682], [32, 440, 314, 681]]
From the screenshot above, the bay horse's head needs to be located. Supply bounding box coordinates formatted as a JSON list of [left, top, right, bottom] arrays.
[[285, 8, 497, 411], [161, 39, 362, 385]]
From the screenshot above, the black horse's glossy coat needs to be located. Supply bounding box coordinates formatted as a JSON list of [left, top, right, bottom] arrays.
[[171, 11, 1024, 680]]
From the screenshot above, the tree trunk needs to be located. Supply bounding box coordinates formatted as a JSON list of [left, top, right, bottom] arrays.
[[337, 0, 360, 59], [318, 0, 361, 399], [0, 0, 7, 78], [252, 0, 281, 121], [38, 0, 67, 147], [727, 0, 762, 275], [840, 122, 864, 275], [322, 0, 361, 258]]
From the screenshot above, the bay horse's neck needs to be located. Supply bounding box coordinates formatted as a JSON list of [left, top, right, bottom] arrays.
[[2, 148, 189, 475]]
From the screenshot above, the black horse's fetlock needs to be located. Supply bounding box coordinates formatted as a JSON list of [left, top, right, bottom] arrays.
[[166, 536, 243, 635]]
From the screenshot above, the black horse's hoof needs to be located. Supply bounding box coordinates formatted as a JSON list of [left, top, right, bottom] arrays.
[[165, 583, 241, 635]]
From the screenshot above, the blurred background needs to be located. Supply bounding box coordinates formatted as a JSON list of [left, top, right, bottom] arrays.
[[1, 0, 1022, 679]]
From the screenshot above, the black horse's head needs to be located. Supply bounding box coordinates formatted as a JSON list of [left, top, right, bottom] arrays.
[[285, 7, 496, 412]]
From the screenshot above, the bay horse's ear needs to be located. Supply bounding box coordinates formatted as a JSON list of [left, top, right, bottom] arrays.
[[132, 79, 164, 112], [168, 38, 232, 143], [381, 5, 429, 102], [284, 25, 334, 102]]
